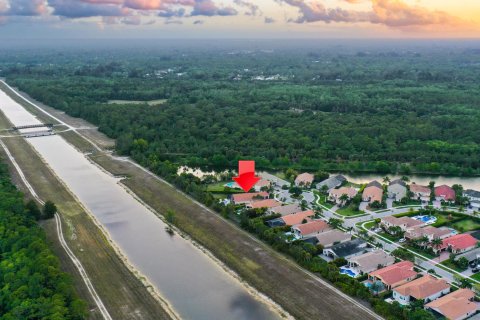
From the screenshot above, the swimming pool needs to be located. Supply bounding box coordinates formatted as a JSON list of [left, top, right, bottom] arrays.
[[224, 182, 239, 188], [340, 267, 359, 278], [413, 215, 437, 225]]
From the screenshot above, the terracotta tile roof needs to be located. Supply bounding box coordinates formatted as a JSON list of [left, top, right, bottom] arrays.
[[406, 226, 453, 240], [232, 192, 269, 203], [269, 203, 301, 216], [292, 220, 330, 236], [369, 261, 417, 287], [249, 199, 282, 209], [256, 179, 271, 188], [329, 187, 357, 199], [394, 275, 449, 299], [295, 173, 314, 185], [410, 183, 431, 194], [281, 210, 315, 226], [362, 186, 383, 203], [435, 185, 456, 201], [441, 234, 478, 251], [381, 216, 424, 229], [425, 289, 477, 320]]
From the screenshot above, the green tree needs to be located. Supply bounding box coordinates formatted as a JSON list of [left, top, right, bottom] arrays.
[[42, 200, 57, 219]]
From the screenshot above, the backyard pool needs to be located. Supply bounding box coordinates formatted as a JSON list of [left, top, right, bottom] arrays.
[[340, 267, 359, 278], [413, 215, 437, 225], [224, 182, 239, 188]]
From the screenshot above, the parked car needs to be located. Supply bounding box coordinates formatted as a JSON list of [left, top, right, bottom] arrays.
[[399, 238, 406, 243], [470, 260, 478, 268], [472, 267, 480, 273]]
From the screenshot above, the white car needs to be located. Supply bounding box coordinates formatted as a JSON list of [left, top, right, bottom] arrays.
[[398, 238, 406, 243]]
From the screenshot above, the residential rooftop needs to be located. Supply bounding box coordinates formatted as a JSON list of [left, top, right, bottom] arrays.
[[369, 261, 417, 288], [425, 289, 477, 320], [281, 210, 315, 226], [394, 275, 449, 300], [327, 238, 367, 258]]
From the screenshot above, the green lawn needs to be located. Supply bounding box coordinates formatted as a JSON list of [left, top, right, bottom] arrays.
[[451, 219, 480, 232], [440, 260, 466, 273], [207, 182, 243, 193], [336, 205, 364, 217], [315, 193, 334, 209], [393, 199, 421, 207]]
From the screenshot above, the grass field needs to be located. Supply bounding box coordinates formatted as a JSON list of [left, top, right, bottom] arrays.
[[336, 205, 364, 217]]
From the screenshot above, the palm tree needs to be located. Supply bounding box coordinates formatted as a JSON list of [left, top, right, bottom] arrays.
[[420, 235, 430, 249], [401, 176, 410, 183], [339, 193, 349, 206], [431, 238, 443, 252], [347, 226, 354, 234], [383, 176, 390, 184]]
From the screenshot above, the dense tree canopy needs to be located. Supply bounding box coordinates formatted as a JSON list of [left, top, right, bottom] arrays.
[[0, 162, 86, 319], [2, 42, 480, 175]]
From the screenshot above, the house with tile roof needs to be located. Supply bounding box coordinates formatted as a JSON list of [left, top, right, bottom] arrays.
[[464, 189, 480, 209], [316, 175, 346, 191], [425, 289, 477, 320], [368, 261, 417, 290], [292, 220, 330, 239], [393, 275, 450, 305], [232, 192, 269, 204], [434, 234, 478, 254], [381, 216, 425, 232], [328, 187, 358, 205], [308, 229, 351, 248], [268, 203, 301, 216], [435, 185, 456, 202], [405, 226, 454, 242], [362, 181, 383, 203], [410, 183, 431, 201], [295, 173, 314, 188], [247, 199, 282, 209], [388, 179, 407, 201], [323, 238, 368, 260], [253, 179, 271, 192], [280, 210, 315, 226], [347, 250, 395, 274]]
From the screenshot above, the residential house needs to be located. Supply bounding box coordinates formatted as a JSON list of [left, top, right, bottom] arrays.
[[292, 220, 330, 239], [392, 275, 450, 306], [405, 226, 454, 242], [410, 183, 431, 201], [295, 173, 314, 188], [464, 189, 480, 209], [347, 250, 395, 274], [435, 185, 456, 202], [434, 234, 478, 254], [362, 181, 383, 203], [368, 261, 417, 290], [328, 187, 358, 205], [309, 229, 351, 248], [425, 289, 477, 320], [254, 179, 271, 192], [323, 238, 368, 260], [316, 175, 346, 191], [268, 203, 301, 216], [247, 199, 282, 209], [388, 179, 407, 201], [280, 210, 315, 226], [380, 216, 425, 232], [232, 192, 269, 205]]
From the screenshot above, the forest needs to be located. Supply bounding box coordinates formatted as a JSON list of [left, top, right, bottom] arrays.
[[1, 40, 480, 175], [0, 161, 86, 319]]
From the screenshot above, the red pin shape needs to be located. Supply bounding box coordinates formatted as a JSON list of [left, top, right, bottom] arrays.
[[233, 160, 261, 192]]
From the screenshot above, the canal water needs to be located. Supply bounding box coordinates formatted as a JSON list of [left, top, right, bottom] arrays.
[[0, 89, 280, 320]]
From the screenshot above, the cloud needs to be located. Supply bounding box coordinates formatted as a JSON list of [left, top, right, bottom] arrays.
[[193, 19, 203, 24], [264, 16, 275, 24], [158, 7, 185, 17], [1, 0, 48, 16], [233, 0, 260, 16], [191, 0, 237, 16], [279, 0, 464, 28], [164, 19, 182, 24], [49, 0, 125, 18]]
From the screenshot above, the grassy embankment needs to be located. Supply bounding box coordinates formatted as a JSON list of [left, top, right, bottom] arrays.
[[3, 82, 380, 320], [0, 103, 172, 319]]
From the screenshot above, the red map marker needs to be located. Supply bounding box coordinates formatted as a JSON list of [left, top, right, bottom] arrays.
[[233, 160, 260, 192]]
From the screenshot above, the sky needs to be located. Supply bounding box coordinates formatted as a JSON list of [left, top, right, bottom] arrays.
[[0, 0, 479, 39]]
